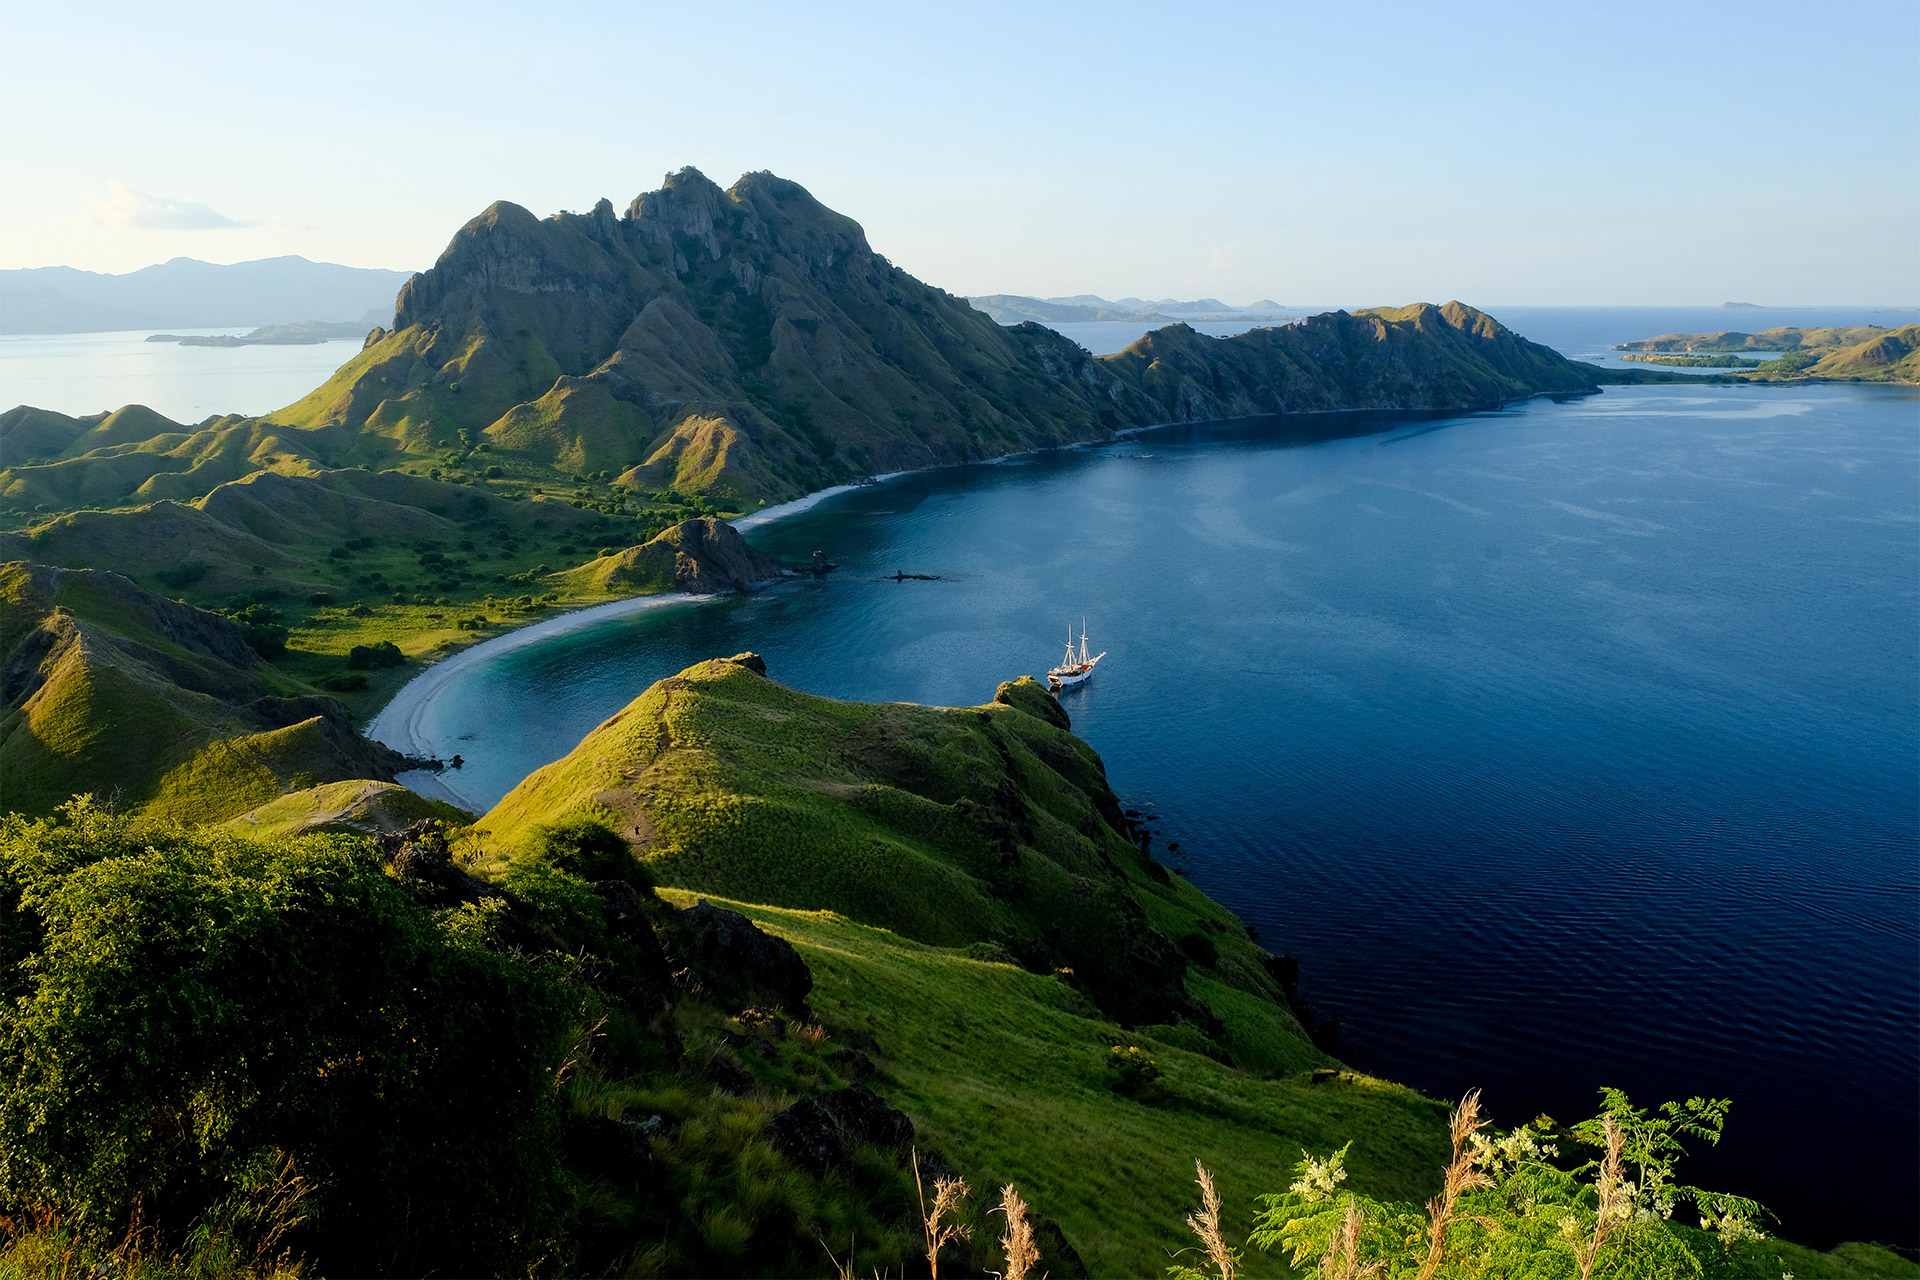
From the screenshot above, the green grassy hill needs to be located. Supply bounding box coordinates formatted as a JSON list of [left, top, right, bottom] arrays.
[[0, 562, 421, 821], [477, 658, 1294, 1035]]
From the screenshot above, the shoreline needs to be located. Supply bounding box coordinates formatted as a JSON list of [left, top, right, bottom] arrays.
[[368, 591, 710, 807], [362, 388, 1613, 808]]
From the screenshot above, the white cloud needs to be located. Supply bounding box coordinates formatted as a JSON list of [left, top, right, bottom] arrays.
[[88, 182, 252, 230], [1185, 242, 1241, 285]]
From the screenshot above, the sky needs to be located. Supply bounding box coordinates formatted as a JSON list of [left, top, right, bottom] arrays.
[[2, 0, 1916, 307]]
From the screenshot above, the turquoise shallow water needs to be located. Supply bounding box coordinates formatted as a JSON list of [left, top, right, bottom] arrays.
[[389, 380, 1918, 1249]]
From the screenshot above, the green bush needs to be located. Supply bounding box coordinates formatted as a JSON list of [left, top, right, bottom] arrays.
[[345, 641, 404, 670], [0, 802, 573, 1275], [1107, 1045, 1163, 1099], [222, 604, 287, 660], [1177, 931, 1218, 967], [528, 817, 650, 888]]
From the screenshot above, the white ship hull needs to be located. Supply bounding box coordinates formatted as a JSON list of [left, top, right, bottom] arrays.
[[1046, 622, 1105, 691]]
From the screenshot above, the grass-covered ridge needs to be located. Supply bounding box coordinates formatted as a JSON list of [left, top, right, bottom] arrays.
[[478, 657, 1299, 1036]]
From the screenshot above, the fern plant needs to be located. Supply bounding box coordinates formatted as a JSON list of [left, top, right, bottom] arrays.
[[1233, 1088, 1779, 1280]]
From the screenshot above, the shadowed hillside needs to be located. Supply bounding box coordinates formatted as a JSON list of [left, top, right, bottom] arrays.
[[0, 562, 422, 820]]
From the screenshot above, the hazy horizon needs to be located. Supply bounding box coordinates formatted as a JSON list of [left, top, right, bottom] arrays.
[[3, 1, 1916, 307]]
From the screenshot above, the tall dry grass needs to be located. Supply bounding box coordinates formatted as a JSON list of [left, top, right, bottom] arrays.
[[1572, 1115, 1629, 1280], [1317, 1198, 1381, 1280], [1183, 1160, 1239, 1280], [913, 1150, 972, 1280], [1414, 1089, 1492, 1280], [994, 1184, 1041, 1280]]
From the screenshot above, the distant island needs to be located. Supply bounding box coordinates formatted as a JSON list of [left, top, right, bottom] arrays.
[[1621, 353, 1760, 368], [966, 292, 1295, 326], [0, 254, 410, 335], [146, 318, 379, 347], [1615, 324, 1918, 382]]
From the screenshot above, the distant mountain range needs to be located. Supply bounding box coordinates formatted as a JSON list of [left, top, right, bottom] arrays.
[[966, 293, 1294, 326], [0, 256, 413, 335]]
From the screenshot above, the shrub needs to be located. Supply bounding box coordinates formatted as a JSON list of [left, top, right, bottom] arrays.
[[224, 604, 288, 660], [345, 641, 404, 670], [307, 591, 335, 606], [1107, 1045, 1162, 1098], [527, 817, 649, 888], [0, 804, 574, 1274]]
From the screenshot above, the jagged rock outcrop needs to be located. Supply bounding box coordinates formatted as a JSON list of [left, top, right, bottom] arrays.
[[561, 517, 786, 595], [273, 169, 1610, 506], [765, 1084, 915, 1171], [658, 898, 815, 1014], [277, 167, 1136, 501]]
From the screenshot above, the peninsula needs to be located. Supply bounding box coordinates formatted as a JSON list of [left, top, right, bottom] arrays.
[[1616, 324, 1919, 383]]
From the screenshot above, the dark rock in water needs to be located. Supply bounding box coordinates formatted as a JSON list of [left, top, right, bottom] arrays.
[[827, 1046, 875, 1082], [725, 651, 767, 676], [820, 1084, 914, 1149], [1262, 953, 1301, 993], [1311, 1011, 1340, 1053], [661, 899, 813, 1013], [765, 1097, 843, 1171], [810, 550, 838, 576], [561, 1113, 658, 1183]]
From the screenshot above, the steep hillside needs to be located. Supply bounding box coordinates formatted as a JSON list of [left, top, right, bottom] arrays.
[[273, 168, 1135, 502], [557, 516, 787, 596], [1, 172, 1632, 566], [0, 562, 420, 820]]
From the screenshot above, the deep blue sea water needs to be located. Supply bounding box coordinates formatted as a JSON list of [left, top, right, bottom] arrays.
[[379, 346, 1919, 1249]]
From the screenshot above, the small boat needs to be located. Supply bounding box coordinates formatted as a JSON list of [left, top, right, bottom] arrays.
[[1047, 622, 1105, 691]]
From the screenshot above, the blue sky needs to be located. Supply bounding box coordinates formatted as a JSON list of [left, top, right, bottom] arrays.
[[3, 0, 1915, 304]]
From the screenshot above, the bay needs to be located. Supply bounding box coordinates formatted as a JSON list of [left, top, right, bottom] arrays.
[[0, 328, 361, 422], [382, 375, 1919, 1251]]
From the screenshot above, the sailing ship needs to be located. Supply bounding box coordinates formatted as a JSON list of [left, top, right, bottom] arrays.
[[1047, 622, 1105, 691]]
